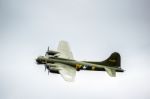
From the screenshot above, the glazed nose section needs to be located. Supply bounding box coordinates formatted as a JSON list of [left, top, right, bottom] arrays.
[[36, 56, 43, 64]]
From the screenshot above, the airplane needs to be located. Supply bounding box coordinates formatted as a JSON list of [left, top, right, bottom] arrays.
[[36, 40, 124, 82]]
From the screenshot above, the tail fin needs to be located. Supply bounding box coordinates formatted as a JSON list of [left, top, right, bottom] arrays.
[[100, 52, 121, 67]]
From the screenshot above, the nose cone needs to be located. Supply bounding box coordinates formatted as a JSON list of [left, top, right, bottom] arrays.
[[36, 56, 44, 64], [36, 57, 41, 64]]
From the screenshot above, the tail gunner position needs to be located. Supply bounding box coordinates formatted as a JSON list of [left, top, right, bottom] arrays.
[[36, 41, 124, 81]]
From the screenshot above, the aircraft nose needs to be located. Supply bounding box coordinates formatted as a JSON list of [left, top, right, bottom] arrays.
[[36, 56, 43, 64], [36, 58, 40, 64]]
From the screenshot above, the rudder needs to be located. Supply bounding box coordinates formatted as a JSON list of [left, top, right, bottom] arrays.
[[100, 52, 121, 67]]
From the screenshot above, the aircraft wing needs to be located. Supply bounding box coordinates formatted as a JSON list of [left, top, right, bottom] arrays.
[[56, 63, 76, 82], [57, 40, 74, 59]]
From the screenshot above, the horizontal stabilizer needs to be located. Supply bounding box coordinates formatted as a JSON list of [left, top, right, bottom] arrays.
[[105, 67, 116, 77]]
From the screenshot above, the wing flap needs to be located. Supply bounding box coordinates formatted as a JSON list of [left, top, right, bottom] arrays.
[[56, 63, 76, 82]]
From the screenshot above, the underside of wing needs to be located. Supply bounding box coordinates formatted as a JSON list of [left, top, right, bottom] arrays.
[[56, 63, 76, 82], [57, 40, 74, 59]]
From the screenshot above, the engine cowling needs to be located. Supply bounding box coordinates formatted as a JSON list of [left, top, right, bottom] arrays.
[[46, 50, 59, 55], [46, 63, 59, 74]]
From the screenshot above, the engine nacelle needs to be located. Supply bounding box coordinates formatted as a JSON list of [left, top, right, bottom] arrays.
[[49, 66, 59, 74], [46, 63, 59, 74], [46, 50, 59, 55]]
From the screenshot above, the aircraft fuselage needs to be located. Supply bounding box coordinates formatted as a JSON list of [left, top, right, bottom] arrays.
[[36, 56, 124, 72]]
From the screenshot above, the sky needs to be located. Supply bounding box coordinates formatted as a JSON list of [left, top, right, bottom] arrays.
[[0, 0, 150, 99]]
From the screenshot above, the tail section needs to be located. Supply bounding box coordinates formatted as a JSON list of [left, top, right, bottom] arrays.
[[100, 52, 121, 67], [86, 52, 121, 67], [82, 52, 124, 76], [104, 67, 116, 77], [103, 52, 123, 77]]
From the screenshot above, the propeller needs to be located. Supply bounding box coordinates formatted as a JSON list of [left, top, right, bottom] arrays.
[[45, 65, 46, 71], [45, 46, 49, 56], [45, 64, 50, 75], [48, 70, 50, 75], [47, 46, 49, 52], [44, 64, 49, 71]]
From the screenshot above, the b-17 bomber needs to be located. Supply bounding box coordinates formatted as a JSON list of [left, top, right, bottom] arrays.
[[36, 41, 124, 82]]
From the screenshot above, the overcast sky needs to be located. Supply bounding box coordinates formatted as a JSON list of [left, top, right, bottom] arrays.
[[0, 0, 150, 99]]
